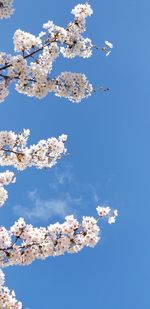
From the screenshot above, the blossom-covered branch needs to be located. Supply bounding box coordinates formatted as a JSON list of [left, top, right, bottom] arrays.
[[0, 129, 67, 207], [0, 129, 67, 170], [0, 207, 117, 308], [0, 3, 112, 103], [0, 207, 118, 268]]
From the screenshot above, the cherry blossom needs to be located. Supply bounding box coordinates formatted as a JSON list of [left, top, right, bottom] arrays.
[[0, 170, 16, 186], [0, 206, 117, 307], [0, 170, 16, 207], [71, 3, 93, 18], [0, 129, 67, 170], [0, 207, 117, 268], [0, 129, 67, 207], [0, 0, 14, 19], [0, 269, 22, 308], [0, 186, 8, 207], [96, 206, 118, 224], [0, 3, 113, 103]]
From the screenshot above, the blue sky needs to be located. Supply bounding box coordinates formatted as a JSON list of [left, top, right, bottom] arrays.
[[0, 0, 150, 308]]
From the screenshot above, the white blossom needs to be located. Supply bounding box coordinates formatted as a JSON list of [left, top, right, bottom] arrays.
[[60, 37, 92, 58], [71, 4, 93, 18], [96, 206, 111, 217], [0, 268, 22, 308], [0, 2, 110, 104], [53, 72, 93, 103], [108, 210, 118, 224], [105, 40, 113, 49], [0, 226, 11, 248], [102, 40, 113, 57], [106, 51, 111, 57], [0, 186, 8, 207], [0, 130, 67, 208], [0, 52, 12, 65], [0, 170, 15, 185], [13, 29, 42, 52], [0, 0, 15, 19], [0, 130, 67, 170], [96, 206, 118, 224], [0, 81, 9, 103], [0, 207, 117, 267]]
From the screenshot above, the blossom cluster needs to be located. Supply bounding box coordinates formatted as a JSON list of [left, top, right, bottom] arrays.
[[0, 206, 117, 307], [0, 129, 67, 170], [0, 207, 117, 267], [0, 0, 14, 19], [0, 170, 15, 207], [0, 268, 22, 308], [0, 129, 67, 207], [0, 3, 112, 103], [96, 206, 118, 224]]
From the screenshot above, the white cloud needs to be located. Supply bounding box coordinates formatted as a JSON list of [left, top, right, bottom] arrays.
[[13, 162, 103, 222], [14, 189, 81, 221], [52, 162, 74, 186]]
